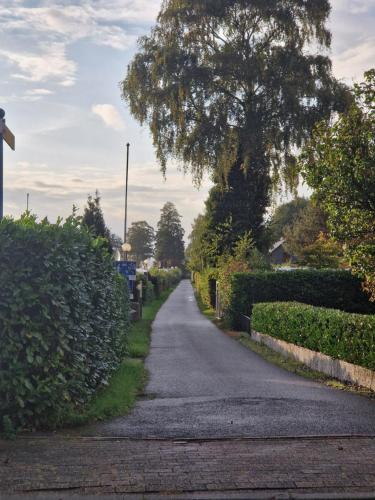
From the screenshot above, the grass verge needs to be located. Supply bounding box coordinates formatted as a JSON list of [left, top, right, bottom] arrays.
[[194, 286, 374, 398], [64, 288, 175, 428]]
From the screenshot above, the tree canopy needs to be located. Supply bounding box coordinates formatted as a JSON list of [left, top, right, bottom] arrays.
[[123, 0, 349, 189], [155, 202, 185, 268], [127, 221, 155, 265], [301, 69, 375, 297], [267, 197, 309, 245]]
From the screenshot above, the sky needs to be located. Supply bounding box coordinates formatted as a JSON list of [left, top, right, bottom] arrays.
[[0, 0, 374, 241]]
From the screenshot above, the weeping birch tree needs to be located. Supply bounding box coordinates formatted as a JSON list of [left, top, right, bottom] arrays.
[[122, 0, 349, 239]]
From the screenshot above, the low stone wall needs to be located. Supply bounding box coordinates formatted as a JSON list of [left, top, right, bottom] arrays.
[[252, 330, 375, 392]]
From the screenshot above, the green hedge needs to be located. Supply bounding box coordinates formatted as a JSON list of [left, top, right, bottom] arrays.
[[194, 268, 218, 309], [252, 302, 375, 370], [149, 268, 182, 297], [227, 269, 375, 329], [0, 215, 130, 432], [137, 273, 155, 305]]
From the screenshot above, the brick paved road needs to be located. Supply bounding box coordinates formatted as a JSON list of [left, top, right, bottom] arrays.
[[1, 436, 375, 498], [2, 281, 375, 498]]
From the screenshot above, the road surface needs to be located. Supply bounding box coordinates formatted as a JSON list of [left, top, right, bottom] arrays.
[[87, 280, 375, 438]]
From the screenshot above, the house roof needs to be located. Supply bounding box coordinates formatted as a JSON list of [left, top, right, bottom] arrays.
[[269, 238, 286, 254]]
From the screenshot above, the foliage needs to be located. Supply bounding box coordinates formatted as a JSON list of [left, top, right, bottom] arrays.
[[136, 273, 155, 305], [149, 267, 182, 297], [301, 69, 375, 299], [0, 215, 130, 432], [283, 201, 327, 254], [155, 202, 185, 268], [282, 201, 343, 268], [297, 232, 344, 269], [123, 0, 348, 190], [267, 197, 309, 245], [186, 214, 211, 272], [194, 268, 218, 309], [226, 269, 375, 329], [252, 302, 375, 370], [82, 191, 112, 253], [204, 158, 270, 253], [127, 221, 155, 266]]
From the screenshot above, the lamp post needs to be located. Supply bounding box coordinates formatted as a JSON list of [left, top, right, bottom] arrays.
[[124, 142, 130, 250], [122, 242, 131, 261]]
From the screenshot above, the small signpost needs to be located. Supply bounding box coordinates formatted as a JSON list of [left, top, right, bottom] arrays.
[[115, 260, 137, 299], [0, 108, 15, 220]]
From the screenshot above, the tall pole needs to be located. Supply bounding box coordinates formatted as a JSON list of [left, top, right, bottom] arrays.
[[124, 142, 130, 259], [26, 193, 29, 212], [0, 108, 4, 221]]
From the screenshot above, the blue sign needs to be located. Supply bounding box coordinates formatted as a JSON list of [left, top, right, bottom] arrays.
[[115, 260, 137, 278], [115, 261, 137, 299]]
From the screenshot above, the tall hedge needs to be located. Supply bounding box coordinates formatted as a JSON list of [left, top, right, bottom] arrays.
[[227, 269, 375, 329], [149, 268, 182, 297], [194, 268, 218, 309], [0, 215, 130, 431], [252, 302, 375, 370]]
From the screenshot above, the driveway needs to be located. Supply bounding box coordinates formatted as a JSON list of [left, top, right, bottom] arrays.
[[86, 280, 375, 439]]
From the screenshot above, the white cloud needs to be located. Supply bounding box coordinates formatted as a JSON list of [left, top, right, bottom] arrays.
[[0, 43, 76, 86], [26, 88, 54, 96], [92, 104, 125, 131], [333, 37, 375, 82]]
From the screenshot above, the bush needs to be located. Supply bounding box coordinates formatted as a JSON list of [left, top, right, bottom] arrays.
[[0, 215, 130, 432], [136, 273, 155, 305], [194, 268, 218, 309], [252, 302, 375, 370], [226, 269, 375, 329], [149, 268, 182, 297]]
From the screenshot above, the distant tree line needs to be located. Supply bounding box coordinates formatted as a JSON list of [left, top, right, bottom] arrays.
[[82, 194, 185, 269]]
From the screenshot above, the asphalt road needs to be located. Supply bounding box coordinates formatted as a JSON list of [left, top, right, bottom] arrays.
[[87, 280, 375, 439]]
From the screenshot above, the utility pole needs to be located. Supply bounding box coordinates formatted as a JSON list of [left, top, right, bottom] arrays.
[[0, 108, 15, 220], [26, 193, 29, 212], [124, 142, 130, 244]]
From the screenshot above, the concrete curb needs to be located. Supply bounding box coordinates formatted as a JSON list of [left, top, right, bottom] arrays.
[[251, 330, 375, 392]]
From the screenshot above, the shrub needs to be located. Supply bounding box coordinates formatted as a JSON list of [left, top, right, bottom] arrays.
[[149, 268, 182, 297], [226, 269, 375, 329], [194, 268, 218, 309], [0, 215, 130, 431], [252, 302, 375, 370], [136, 273, 155, 305]]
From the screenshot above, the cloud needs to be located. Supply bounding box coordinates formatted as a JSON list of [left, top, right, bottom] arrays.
[[0, 1, 161, 94], [333, 37, 375, 82], [92, 104, 125, 131], [0, 43, 76, 86], [4, 160, 212, 239]]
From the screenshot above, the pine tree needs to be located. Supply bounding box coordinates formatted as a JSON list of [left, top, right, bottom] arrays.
[[155, 202, 185, 268], [82, 191, 112, 253]]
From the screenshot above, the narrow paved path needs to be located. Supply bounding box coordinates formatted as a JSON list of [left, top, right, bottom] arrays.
[[88, 280, 375, 439]]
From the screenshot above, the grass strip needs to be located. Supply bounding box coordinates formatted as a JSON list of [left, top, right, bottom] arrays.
[[64, 288, 175, 428]]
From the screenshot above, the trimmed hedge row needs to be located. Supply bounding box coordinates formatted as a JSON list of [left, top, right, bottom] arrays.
[[149, 268, 182, 297], [0, 216, 130, 432], [252, 302, 375, 370], [227, 269, 375, 329], [194, 268, 218, 309]]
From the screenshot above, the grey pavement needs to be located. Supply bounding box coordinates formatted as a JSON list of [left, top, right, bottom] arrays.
[[85, 280, 375, 439]]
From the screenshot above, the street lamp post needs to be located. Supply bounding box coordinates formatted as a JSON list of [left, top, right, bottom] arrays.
[[124, 143, 130, 251]]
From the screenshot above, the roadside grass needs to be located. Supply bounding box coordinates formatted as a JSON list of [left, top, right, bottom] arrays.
[[64, 288, 175, 428], [193, 286, 375, 398]]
